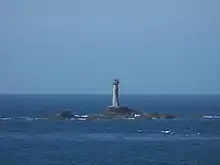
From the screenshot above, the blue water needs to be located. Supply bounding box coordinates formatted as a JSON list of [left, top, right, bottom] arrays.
[[0, 94, 220, 165]]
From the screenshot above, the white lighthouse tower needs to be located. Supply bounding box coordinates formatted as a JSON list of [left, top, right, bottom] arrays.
[[106, 79, 135, 115], [111, 79, 120, 107]]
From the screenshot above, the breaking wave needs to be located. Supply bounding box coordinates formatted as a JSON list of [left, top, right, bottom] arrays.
[[203, 115, 220, 119], [0, 117, 11, 121], [0, 116, 45, 121]]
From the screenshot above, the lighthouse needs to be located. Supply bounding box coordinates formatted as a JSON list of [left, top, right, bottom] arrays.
[[112, 79, 120, 107], [105, 79, 138, 117]]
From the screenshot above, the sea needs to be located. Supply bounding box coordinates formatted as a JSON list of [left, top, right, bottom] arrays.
[[0, 94, 220, 165]]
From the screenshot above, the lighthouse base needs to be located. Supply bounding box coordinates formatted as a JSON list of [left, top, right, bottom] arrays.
[[102, 106, 139, 118]]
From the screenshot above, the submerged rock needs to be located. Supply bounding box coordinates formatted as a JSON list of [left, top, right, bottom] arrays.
[[86, 114, 101, 120], [141, 113, 176, 119], [160, 114, 176, 119]]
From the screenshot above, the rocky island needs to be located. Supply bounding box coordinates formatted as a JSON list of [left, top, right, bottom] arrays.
[[46, 79, 176, 121]]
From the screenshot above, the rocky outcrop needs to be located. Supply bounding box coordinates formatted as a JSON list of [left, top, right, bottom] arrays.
[[141, 113, 175, 119], [47, 108, 176, 121], [48, 110, 75, 120], [160, 114, 176, 119], [102, 106, 140, 119]]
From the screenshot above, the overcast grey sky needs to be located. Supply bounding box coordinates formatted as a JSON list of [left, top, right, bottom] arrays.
[[0, 0, 219, 94]]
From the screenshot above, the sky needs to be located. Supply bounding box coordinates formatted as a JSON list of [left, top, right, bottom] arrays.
[[0, 0, 219, 94]]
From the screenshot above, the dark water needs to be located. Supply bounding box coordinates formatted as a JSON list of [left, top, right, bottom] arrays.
[[0, 94, 220, 165]]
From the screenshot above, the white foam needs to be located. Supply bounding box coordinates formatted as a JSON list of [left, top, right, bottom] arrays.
[[25, 117, 35, 121], [126, 118, 135, 120], [203, 115, 220, 119], [137, 129, 142, 133], [161, 130, 171, 134], [81, 115, 88, 118], [0, 117, 11, 121], [134, 114, 140, 117], [77, 118, 86, 121], [75, 114, 88, 118], [17, 117, 35, 121]]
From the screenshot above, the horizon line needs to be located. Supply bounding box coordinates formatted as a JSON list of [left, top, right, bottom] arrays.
[[0, 93, 220, 95]]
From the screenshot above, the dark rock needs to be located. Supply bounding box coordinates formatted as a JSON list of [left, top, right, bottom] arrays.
[[140, 112, 176, 119], [149, 112, 161, 119], [46, 108, 176, 121], [102, 106, 140, 119], [140, 113, 154, 119], [86, 114, 101, 120], [160, 114, 176, 119], [140, 113, 160, 119], [48, 110, 75, 120]]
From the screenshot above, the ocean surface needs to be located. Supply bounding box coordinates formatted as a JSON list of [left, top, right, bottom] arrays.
[[0, 94, 220, 165]]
